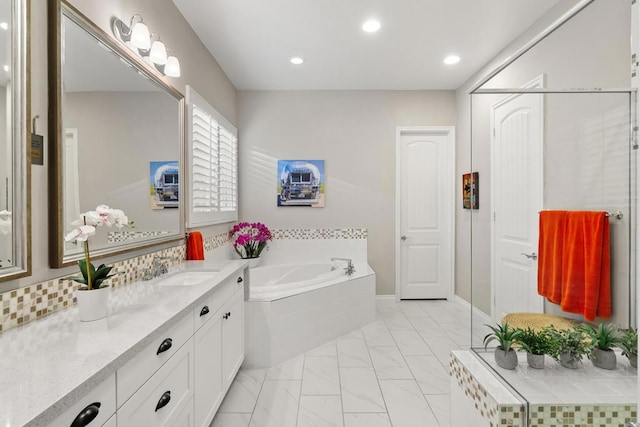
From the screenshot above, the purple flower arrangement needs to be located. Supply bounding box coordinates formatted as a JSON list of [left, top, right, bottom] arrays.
[[229, 222, 273, 259]]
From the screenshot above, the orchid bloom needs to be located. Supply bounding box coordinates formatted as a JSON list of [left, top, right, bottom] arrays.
[[64, 225, 96, 242]]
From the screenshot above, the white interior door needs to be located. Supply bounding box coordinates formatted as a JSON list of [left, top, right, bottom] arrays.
[[491, 78, 544, 322], [396, 127, 454, 300]]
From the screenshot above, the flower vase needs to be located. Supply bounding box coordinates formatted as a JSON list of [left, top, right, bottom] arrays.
[[76, 286, 110, 322], [247, 257, 261, 268]]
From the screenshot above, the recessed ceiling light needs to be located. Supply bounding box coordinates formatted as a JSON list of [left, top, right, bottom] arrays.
[[0, 23, 8, 30], [444, 55, 460, 65], [290, 57, 304, 65], [362, 20, 381, 33]]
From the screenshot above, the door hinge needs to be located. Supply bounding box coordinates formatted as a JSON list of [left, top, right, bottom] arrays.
[[493, 212, 496, 221]]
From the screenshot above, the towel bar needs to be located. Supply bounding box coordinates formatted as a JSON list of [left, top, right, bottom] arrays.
[[538, 210, 623, 219]]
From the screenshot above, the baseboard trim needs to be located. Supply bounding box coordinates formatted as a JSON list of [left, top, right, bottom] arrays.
[[375, 294, 396, 300], [453, 295, 491, 325]]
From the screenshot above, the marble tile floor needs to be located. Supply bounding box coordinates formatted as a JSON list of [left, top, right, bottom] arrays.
[[212, 298, 473, 427]]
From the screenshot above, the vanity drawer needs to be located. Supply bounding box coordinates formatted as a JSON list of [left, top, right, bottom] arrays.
[[193, 278, 234, 331], [117, 313, 194, 407], [49, 373, 116, 427], [118, 337, 194, 427]]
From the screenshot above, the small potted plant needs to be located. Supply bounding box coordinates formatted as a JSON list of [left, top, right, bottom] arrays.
[[548, 325, 593, 369], [483, 322, 522, 370], [229, 222, 273, 268], [516, 327, 558, 369], [584, 323, 621, 370], [64, 205, 130, 322], [617, 327, 637, 369]]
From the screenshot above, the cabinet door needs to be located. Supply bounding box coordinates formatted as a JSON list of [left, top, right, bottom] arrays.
[[102, 414, 117, 427], [222, 290, 244, 388], [172, 397, 195, 427], [194, 315, 223, 427]]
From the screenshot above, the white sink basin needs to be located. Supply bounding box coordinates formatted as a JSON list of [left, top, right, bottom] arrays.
[[156, 271, 219, 287]]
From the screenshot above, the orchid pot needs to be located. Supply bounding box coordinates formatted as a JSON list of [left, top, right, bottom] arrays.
[[64, 205, 131, 321]]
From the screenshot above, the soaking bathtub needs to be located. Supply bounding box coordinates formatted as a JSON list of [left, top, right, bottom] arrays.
[[244, 261, 376, 367]]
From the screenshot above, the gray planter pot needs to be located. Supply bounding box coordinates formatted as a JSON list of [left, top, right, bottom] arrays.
[[628, 353, 638, 369], [559, 351, 581, 369], [494, 347, 518, 370], [591, 347, 617, 370], [527, 352, 545, 369]]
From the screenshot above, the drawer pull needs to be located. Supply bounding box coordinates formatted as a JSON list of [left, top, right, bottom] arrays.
[[156, 338, 173, 355], [237, 276, 243, 283], [155, 391, 171, 412], [200, 306, 210, 316], [70, 402, 101, 427]]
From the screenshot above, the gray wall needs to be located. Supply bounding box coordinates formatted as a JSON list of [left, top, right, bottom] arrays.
[[237, 90, 456, 295], [455, 0, 631, 323], [2, 0, 237, 292]]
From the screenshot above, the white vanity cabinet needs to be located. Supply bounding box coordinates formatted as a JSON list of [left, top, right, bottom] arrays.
[[194, 273, 245, 427], [118, 337, 195, 427], [49, 374, 116, 427]]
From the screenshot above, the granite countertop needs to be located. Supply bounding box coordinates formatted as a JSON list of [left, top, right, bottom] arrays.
[[0, 259, 247, 427]]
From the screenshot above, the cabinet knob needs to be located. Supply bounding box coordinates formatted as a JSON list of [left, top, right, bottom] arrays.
[[237, 276, 243, 283], [156, 338, 173, 355], [70, 402, 101, 427], [223, 312, 231, 320], [200, 306, 210, 316], [155, 391, 171, 412]]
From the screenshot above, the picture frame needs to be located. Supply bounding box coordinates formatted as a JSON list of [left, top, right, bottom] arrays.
[[463, 172, 479, 209]]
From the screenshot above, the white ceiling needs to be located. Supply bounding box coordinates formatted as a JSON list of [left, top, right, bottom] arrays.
[[171, 0, 565, 91]]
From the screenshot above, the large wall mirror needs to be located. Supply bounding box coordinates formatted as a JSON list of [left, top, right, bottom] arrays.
[[0, 0, 30, 283], [49, 0, 184, 268]]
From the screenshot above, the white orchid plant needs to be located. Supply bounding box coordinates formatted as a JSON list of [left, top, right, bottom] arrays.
[[64, 205, 130, 290]]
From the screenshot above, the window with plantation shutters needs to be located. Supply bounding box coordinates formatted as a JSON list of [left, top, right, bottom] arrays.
[[186, 86, 238, 227]]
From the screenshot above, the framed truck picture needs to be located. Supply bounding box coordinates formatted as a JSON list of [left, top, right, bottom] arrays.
[[150, 161, 179, 209], [277, 160, 325, 207]]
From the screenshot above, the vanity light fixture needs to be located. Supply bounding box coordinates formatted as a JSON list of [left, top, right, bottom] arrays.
[[0, 23, 8, 31], [165, 53, 181, 77], [2, 65, 8, 72], [149, 35, 168, 65], [128, 15, 151, 50], [113, 14, 180, 78], [290, 56, 304, 65]]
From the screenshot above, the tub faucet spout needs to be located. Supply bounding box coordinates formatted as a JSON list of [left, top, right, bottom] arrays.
[[331, 258, 355, 276]]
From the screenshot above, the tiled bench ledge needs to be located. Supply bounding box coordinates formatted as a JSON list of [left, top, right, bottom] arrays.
[[450, 350, 637, 427]]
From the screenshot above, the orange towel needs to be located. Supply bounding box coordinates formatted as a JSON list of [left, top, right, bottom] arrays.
[[187, 231, 205, 261], [560, 211, 611, 321], [537, 211, 567, 304]]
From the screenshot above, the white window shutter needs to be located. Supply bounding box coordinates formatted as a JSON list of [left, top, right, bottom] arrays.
[[186, 86, 238, 226]]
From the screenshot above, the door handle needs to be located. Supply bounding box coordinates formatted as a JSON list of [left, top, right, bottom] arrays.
[[521, 252, 538, 260], [401, 235, 409, 241]]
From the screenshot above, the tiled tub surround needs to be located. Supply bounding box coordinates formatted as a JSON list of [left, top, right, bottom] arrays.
[[244, 263, 376, 368], [451, 350, 638, 427], [243, 229, 375, 368], [0, 259, 247, 427]]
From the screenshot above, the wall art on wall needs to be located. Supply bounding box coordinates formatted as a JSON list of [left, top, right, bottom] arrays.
[[463, 172, 479, 209], [150, 161, 179, 209], [277, 160, 325, 207]]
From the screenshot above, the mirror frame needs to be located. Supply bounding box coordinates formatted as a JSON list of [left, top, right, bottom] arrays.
[[0, 0, 31, 284], [48, 0, 185, 268]]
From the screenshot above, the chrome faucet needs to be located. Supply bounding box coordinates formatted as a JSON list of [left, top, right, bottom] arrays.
[[331, 257, 355, 276], [142, 256, 175, 280]]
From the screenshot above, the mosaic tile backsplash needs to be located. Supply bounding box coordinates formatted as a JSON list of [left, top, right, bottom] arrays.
[[0, 228, 366, 334]]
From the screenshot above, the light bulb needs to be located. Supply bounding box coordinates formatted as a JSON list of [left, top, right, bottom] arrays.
[[362, 20, 381, 33], [149, 40, 167, 65], [165, 56, 181, 77], [290, 57, 304, 65], [130, 21, 150, 50]]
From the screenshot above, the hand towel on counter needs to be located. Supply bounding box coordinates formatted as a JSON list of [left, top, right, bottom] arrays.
[[560, 211, 611, 321], [537, 210, 567, 305], [187, 231, 205, 260]]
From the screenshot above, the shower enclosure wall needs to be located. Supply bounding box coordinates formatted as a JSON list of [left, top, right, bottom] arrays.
[[456, 1, 638, 425]]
